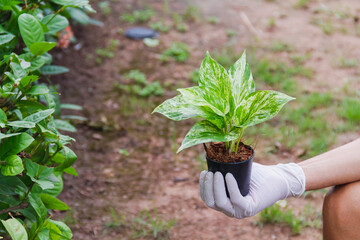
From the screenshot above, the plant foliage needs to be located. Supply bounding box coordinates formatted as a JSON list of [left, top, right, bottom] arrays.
[[0, 0, 93, 239], [153, 51, 294, 153]]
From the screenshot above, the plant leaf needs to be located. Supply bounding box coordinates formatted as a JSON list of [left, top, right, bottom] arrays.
[[1, 155, 24, 176], [29, 193, 47, 224], [23, 109, 55, 123], [48, 219, 73, 239], [7, 121, 36, 128], [54, 119, 76, 132], [177, 120, 241, 152], [1, 218, 28, 240], [0, 133, 34, 159], [0, 33, 15, 46], [228, 50, 255, 112], [198, 52, 231, 115], [27, 85, 50, 95], [0, 108, 7, 127], [29, 42, 57, 56], [152, 94, 226, 129], [41, 14, 69, 34], [40, 65, 69, 75], [234, 90, 295, 128], [39, 194, 69, 210], [18, 14, 44, 48]]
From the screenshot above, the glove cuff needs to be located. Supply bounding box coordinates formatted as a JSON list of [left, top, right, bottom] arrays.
[[276, 163, 306, 198]]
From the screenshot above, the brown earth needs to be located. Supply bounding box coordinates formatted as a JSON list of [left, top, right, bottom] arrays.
[[50, 0, 360, 239], [206, 142, 253, 163]]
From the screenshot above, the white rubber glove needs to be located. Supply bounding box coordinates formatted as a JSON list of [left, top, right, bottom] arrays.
[[199, 162, 306, 219]]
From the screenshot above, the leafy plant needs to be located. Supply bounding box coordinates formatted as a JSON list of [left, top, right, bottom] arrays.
[[160, 42, 190, 62], [153, 51, 294, 153], [0, 0, 93, 239], [149, 21, 170, 33]]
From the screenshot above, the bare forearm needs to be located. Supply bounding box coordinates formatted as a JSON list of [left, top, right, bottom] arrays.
[[298, 138, 360, 191]]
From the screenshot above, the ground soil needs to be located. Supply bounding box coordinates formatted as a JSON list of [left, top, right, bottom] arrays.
[[50, 0, 360, 239], [206, 142, 253, 163]]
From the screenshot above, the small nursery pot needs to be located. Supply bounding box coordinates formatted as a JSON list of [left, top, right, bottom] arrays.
[[206, 146, 254, 197]]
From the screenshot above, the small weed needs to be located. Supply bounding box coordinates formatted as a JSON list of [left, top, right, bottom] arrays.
[[226, 29, 237, 38], [172, 14, 188, 32], [290, 53, 311, 65], [294, 0, 311, 9], [183, 5, 201, 22], [105, 209, 175, 239], [121, 8, 154, 23], [115, 70, 164, 97], [304, 92, 333, 109], [190, 69, 200, 84], [338, 57, 357, 68], [319, 20, 333, 35], [256, 201, 303, 235], [270, 41, 292, 52], [149, 21, 170, 33], [160, 42, 190, 62], [98, 1, 111, 15], [118, 149, 129, 156], [268, 17, 276, 28], [338, 25, 348, 34], [124, 70, 147, 85], [207, 16, 220, 24], [96, 39, 119, 59], [338, 98, 360, 123]]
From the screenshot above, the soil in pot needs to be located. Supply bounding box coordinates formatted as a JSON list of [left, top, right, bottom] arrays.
[[206, 142, 253, 163]]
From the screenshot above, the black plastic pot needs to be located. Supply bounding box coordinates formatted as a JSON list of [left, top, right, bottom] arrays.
[[206, 145, 254, 197]]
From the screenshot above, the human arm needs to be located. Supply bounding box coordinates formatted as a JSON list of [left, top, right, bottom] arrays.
[[299, 138, 360, 190], [199, 138, 360, 218]]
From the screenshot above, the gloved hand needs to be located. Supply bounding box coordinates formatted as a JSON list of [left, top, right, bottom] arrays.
[[199, 162, 306, 219]]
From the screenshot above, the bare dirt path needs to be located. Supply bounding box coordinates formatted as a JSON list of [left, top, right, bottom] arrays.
[[52, 0, 360, 239]]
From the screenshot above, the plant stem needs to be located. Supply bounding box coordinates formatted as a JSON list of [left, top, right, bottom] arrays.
[[0, 202, 29, 215], [45, 7, 64, 26], [234, 128, 244, 154]]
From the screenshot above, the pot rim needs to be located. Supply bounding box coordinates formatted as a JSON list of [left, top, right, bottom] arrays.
[[205, 144, 255, 165]]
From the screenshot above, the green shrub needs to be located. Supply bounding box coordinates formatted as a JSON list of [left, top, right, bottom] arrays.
[[160, 42, 190, 62], [0, 1, 93, 239]]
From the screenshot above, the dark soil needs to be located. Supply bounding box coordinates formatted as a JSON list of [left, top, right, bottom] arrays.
[[206, 142, 254, 163]]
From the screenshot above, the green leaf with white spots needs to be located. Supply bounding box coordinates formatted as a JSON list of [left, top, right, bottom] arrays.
[[7, 121, 36, 128], [0, 108, 7, 127], [177, 120, 242, 152], [234, 90, 295, 128], [198, 52, 231, 115], [228, 51, 255, 113]]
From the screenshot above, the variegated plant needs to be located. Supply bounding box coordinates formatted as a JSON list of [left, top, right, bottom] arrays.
[[153, 51, 295, 154]]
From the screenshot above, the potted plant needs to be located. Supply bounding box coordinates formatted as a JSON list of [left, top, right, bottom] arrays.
[[153, 51, 294, 196]]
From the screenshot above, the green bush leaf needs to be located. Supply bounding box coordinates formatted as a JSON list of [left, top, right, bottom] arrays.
[[29, 193, 47, 223], [1, 218, 28, 240], [228, 51, 255, 112], [42, 14, 69, 34], [27, 85, 50, 95], [10, 62, 27, 79], [54, 119, 76, 132], [63, 166, 77, 176], [0, 132, 21, 140], [48, 220, 73, 239], [23, 109, 55, 123], [0, 133, 34, 159], [7, 121, 36, 128], [29, 42, 57, 56], [1, 155, 24, 176], [178, 120, 241, 152], [0, 33, 15, 46], [40, 65, 69, 75], [51, 0, 90, 7], [60, 103, 82, 110], [18, 14, 44, 48], [29, 56, 46, 71], [39, 194, 69, 210], [0, 108, 7, 127], [234, 90, 295, 128]]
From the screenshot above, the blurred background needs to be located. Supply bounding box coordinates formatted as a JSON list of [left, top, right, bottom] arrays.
[[53, 0, 360, 239]]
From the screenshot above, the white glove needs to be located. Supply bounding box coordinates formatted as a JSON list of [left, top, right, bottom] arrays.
[[199, 162, 306, 219]]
